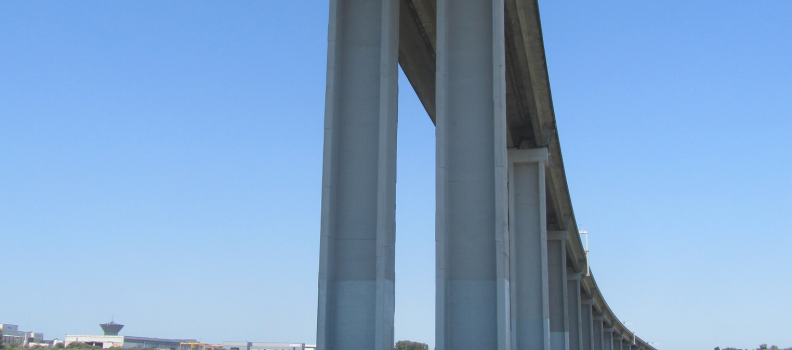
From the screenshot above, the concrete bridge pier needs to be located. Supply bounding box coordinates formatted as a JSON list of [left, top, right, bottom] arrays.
[[567, 273, 583, 350], [603, 329, 614, 350], [581, 299, 594, 350], [612, 333, 622, 350], [507, 148, 551, 350], [435, 0, 510, 349], [548, 231, 570, 350], [592, 317, 604, 350], [316, 0, 399, 349], [622, 339, 632, 350]]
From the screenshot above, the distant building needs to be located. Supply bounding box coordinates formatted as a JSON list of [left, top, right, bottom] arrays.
[[26, 339, 63, 349], [1, 324, 44, 347], [64, 335, 199, 350], [100, 323, 124, 336], [65, 322, 197, 350], [222, 342, 314, 350]]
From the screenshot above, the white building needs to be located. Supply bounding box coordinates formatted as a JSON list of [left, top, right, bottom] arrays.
[[65, 322, 196, 350], [64, 335, 197, 350], [26, 339, 63, 349], [222, 342, 315, 350]]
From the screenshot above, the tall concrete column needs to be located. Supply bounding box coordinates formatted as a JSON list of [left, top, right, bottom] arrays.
[[603, 329, 614, 350], [567, 274, 582, 350], [435, 1, 509, 350], [508, 148, 550, 350], [317, 1, 399, 349], [548, 231, 569, 350], [581, 299, 593, 350], [592, 317, 604, 350], [612, 334, 622, 350]]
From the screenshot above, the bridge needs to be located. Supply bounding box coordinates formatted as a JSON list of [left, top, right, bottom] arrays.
[[315, 1, 656, 350]]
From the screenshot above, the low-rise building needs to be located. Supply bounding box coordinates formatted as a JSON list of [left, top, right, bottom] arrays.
[[1, 324, 44, 347], [64, 335, 197, 350], [27, 339, 63, 349], [222, 342, 314, 350], [65, 322, 196, 350]]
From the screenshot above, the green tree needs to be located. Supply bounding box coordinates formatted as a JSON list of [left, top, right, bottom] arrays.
[[394, 340, 429, 350]]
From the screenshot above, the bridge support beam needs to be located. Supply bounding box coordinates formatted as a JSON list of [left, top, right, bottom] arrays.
[[592, 317, 604, 350], [317, 1, 399, 349], [508, 148, 550, 350], [612, 334, 622, 350], [581, 300, 593, 350], [435, 0, 509, 349], [548, 231, 569, 350], [603, 329, 614, 350], [567, 274, 582, 350]]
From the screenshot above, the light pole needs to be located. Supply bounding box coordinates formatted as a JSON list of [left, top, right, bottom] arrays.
[[623, 322, 635, 345], [580, 231, 590, 276]]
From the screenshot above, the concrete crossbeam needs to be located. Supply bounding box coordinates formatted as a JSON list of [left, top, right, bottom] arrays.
[[435, 0, 509, 349], [317, 1, 399, 349]]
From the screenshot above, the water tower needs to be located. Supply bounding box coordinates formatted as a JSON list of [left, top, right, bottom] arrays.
[[100, 321, 124, 336]]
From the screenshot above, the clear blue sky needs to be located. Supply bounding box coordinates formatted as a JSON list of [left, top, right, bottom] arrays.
[[1, 1, 790, 350]]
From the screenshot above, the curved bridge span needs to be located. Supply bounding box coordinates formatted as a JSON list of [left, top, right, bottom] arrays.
[[316, 1, 655, 350]]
